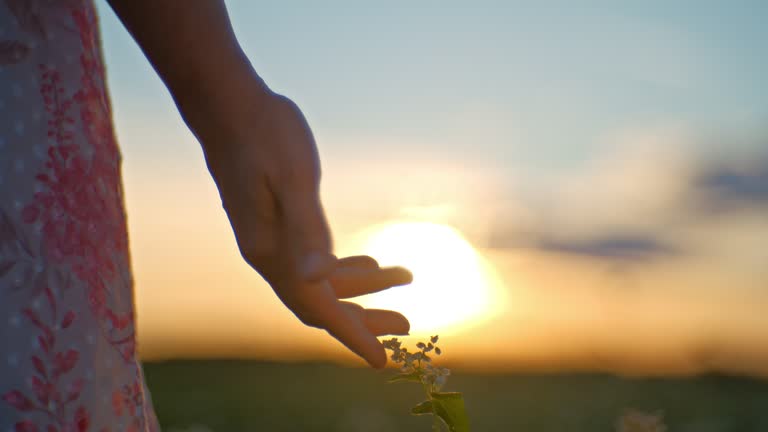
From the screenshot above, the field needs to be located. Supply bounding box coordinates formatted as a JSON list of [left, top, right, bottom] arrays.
[[143, 360, 768, 431]]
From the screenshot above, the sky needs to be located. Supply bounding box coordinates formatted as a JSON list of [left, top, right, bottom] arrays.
[[95, 1, 768, 376]]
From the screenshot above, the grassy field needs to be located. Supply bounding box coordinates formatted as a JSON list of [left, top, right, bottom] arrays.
[[143, 360, 768, 432]]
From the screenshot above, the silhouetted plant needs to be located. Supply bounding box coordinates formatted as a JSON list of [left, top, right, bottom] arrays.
[[382, 336, 469, 432]]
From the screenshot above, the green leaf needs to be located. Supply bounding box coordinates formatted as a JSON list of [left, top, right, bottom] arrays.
[[430, 392, 470, 432], [387, 370, 422, 384], [411, 400, 433, 415]]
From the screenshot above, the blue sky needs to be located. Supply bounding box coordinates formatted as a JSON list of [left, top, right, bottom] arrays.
[[98, 0, 767, 172], [94, 1, 768, 374]]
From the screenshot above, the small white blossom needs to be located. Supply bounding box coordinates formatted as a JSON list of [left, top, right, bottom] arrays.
[[383, 335, 451, 393], [434, 375, 447, 390], [616, 410, 667, 432]]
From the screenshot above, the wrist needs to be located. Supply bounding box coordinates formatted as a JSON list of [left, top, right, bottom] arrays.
[[173, 58, 274, 152]]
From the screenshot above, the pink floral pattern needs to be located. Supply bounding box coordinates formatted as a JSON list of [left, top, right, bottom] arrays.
[[1, 277, 90, 432], [1, 1, 159, 430]]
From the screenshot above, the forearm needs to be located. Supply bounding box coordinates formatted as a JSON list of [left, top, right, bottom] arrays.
[[106, 0, 271, 131]]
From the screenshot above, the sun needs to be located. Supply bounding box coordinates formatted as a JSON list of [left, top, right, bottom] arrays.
[[351, 221, 499, 335]]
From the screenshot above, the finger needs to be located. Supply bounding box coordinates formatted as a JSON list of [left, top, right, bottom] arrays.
[[305, 293, 386, 368], [361, 308, 410, 336], [329, 266, 413, 299], [337, 255, 380, 270], [289, 281, 386, 368], [279, 185, 335, 281]]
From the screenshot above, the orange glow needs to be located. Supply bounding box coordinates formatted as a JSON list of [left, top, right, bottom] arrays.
[[349, 221, 503, 336]]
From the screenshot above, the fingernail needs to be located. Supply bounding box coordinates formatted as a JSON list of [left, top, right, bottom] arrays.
[[301, 252, 336, 281], [399, 268, 414, 284]]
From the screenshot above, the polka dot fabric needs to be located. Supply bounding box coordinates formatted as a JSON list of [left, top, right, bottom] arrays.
[[0, 1, 159, 430]]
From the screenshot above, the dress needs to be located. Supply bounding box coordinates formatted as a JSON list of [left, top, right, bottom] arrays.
[[0, 1, 159, 430]]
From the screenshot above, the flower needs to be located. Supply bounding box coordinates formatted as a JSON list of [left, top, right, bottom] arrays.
[[383, 335, 450, 392], [616, 410, 667, 432]]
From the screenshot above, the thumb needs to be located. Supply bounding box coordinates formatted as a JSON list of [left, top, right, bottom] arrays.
[[280, 184, 336, 281]]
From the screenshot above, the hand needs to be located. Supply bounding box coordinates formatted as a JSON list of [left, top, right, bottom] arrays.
[[297, 255, 413, 368], [186, 82, 411, 368]]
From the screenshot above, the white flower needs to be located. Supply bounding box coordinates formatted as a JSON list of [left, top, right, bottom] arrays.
[[616, 410, 667, 432], [434, 375, 447, 390]]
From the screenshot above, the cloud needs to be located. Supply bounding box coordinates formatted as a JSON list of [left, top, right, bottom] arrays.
[[691, 156, 768, 212], [483, 132, 767, 266], [486, 226, 676, 261], [535, 234, 677, 261]]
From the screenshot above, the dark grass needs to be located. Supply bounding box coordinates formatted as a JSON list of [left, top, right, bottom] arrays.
[[144, 360, 768, 432]]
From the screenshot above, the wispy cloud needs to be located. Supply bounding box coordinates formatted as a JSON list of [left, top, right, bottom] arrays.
[[691, 156, 768, 213], [484, 132, 767, 267], [534, 234, 677, 261]]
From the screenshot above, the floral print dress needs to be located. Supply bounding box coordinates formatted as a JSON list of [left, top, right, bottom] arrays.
[[0, 1, 159, 430]]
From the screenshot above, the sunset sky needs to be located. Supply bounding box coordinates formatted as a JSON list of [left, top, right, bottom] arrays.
[[95, 1, 768, 377]]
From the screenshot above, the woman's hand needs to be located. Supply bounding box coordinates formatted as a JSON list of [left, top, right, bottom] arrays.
[[185, 83, 411, 368]]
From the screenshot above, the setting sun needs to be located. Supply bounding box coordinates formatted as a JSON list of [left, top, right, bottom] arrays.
[[351, 221, 499, 335]]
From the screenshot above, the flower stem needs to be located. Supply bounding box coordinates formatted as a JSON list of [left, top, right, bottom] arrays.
[[423, 378, 440, 431], [432, 415, 442, 432]]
